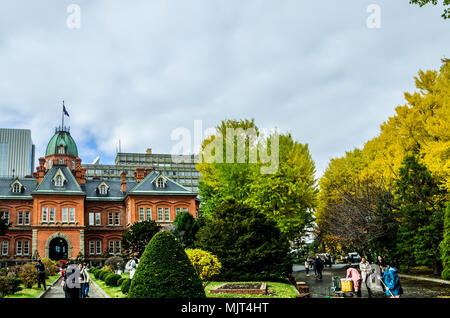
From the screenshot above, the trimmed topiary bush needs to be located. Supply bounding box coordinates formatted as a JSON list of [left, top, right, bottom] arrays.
[[100, 270, 110, 281], [105, 273, 122, 286], [185, 249, 222, 284], [89, 267, 97, 273], [121, 278, 130, 294], [94, 269, 103, 279], [128, 231, 205, 298], [117, 277, 126, 286]]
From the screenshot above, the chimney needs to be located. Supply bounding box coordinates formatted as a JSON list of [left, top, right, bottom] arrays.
[[134, 167, 145, 182], [75, 158, 82, 170], [121, 171, 127, 193], [35, 157, 46, 184], [144, 168, 152, 178]]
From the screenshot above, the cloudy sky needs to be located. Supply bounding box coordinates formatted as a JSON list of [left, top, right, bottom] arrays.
[[0, 0, 448, 178]]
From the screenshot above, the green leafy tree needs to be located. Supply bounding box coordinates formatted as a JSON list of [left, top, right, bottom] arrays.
[[410, 0, 450, 19], [394, 154, 446, 274], [172, 211, 201, 249], [197, 119, 317, 241], [128, 231, 205, 298], [0, 212, 10, 236], [441, 203, 450, 279], [195, 199, 292, 281], [185, 248, 222, 285], [121, 220, 161, 258]]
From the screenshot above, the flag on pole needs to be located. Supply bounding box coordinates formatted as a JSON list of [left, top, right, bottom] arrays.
[[63, 105, 70, 117]]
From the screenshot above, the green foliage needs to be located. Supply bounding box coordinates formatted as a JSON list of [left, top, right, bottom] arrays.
[[393, 154, 445, 273], [121, 220, 161, 258], [121, 278, 130, 294], [41, 258, 59, 277], [185, 249, 222, 283], [0, 275, 22, 298], [99, 270, 111, 281], [18, 263, 38, 288], [105, 273, 122, 287], [94, 269, 103, 279], [105, 256, 124, 272], [128, 231, 205, 298], [197, 119, 317, 241], [117, 277, 126, 286], [0, 211, 10, 236], [173, 211, 201, 249], [409, 0, 450, 19], [195, 200, 292, 281], [441, 203, 450, 279], [89, 267, 97, 274]]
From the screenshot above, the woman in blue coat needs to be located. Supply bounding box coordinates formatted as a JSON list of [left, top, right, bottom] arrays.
[[380, 265, 403, 298]]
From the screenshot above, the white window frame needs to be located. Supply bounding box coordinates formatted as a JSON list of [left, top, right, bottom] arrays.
[[95, 212, 101, 226], [23, 241, 29, 255], [146, 208, 151, 220], [16, 241, 22, 255], [24, 212, 30, 225], [139, 207, 144, 221], [157, 208, 163, 221], [89, 241, 95, 255], [115, 241, 121, 254], [89, 213, 94, 226], [18, 211, 23, 225], [95, 241, 102, 255], [2, 241, 8, 255], [176, 207, 181, 215], [42, 207, 48, 222], [49, 207, 55, 222], [69, 208, 75, 222], [109, 241, 114, 254], [115, 213, 120, 226], [108, 213, 113, 225], [62, 208, 68, 223], [164, 208, 170, 221]]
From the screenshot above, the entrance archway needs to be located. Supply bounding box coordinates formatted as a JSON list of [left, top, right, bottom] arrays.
[[49, 238, 68, 260], [45, 232, 72, 260]]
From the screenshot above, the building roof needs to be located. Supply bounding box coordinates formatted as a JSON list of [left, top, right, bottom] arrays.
[[32, 165, 84, 195], [128, 170, 196, 196], [83, 179, 137, 201], [0, 177, 36, 199], [45, 130, 78, 157]]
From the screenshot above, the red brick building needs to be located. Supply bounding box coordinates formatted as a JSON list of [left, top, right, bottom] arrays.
[[0, 127, 199, 267]]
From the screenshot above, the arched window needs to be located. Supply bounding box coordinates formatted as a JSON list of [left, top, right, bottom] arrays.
[[55, 175, 63, 187], [58, 146, 65, 154]]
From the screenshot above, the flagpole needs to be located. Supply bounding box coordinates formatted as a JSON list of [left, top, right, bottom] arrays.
[[62, 100, 65, 130]]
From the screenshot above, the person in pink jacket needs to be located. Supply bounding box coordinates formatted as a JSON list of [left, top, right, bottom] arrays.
[[345, 264, 362, 297]]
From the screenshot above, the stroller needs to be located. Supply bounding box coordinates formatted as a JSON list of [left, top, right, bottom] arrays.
[[330, 276, 355, 297]]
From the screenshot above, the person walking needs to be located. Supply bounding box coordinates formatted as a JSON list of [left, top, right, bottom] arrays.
[[359, 257, 373, 297], [81, 263, 90, 298], [380, 264, 403, 298], [305, 259, 310, 276], [35, 259, 46, 290], [376, 255, 387, 293], [345, 263, 362, 297], [78, 263, 87, 298], [125, 257, 138, 284], [315, 255, 324, 280]]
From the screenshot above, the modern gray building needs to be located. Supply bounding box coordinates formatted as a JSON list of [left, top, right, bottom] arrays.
[[82, 148, 201, 193], [0, 128, 35, 177]]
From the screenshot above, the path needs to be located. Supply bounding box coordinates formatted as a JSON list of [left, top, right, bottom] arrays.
[[42, 277, 105, 298], [292, 265, 450, 298]]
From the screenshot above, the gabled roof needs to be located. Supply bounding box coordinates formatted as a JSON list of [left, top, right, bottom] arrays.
[[127, 170, 195, 196], [83, 179, 137, 201], [32, 165, 84, 195], [0, 178, 36, 199]]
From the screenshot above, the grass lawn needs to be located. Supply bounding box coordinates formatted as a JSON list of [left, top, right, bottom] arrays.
[[205, 282, 298, 298], [4, 275, 60, 298], [89, 272, 129, 298]]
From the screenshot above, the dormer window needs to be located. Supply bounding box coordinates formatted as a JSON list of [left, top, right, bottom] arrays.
[[97, 181, 110, 195], [154, 175, 167, 188], [10, 180, 23, 193], [59, 158, 64, 165], [52, 168, 67, 187], [58, 146, 65, 154]]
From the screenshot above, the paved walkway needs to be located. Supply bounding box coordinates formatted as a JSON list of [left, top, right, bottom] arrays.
[[292, 265, 450, 298], [42, 277, 105, 298]]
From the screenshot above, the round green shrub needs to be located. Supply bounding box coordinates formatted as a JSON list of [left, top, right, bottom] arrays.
[[117, 277, 126, 286], [128, 231, 205, 298], [94, 269, 103, 279], [121, 278, 130, 294], [100, 270, 110, 281], [105, 273, 122, 286], [89, 267, 97, 273]]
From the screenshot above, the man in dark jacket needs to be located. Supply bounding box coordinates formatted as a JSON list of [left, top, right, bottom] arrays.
[[35, 259, 46, 290], [315, 255, 324, 280]]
